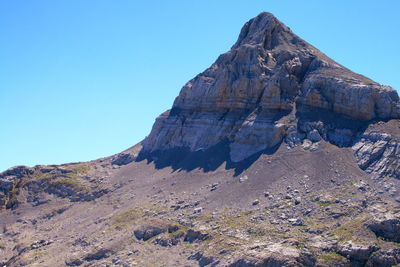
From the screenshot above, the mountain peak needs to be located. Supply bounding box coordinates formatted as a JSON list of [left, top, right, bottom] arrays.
[[1, 12, 400, 267], [232, 12, 290, 49], [141, 12, 399, 170]]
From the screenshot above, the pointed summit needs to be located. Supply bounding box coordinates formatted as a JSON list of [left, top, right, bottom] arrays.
[[232, 12, 308, 51], [141, 12, 399, 166], [232, 12, 283, 49], [1, 11, 400, 267]]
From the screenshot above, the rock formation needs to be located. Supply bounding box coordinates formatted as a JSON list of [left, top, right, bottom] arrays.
[[141, 12, 400, 168], [1, 12, 399, 267]]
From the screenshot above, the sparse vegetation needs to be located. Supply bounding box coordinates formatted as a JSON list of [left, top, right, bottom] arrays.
[[112, 208, 143, 227], [317, 252, 347, 263], [330, 214, 371, 242]]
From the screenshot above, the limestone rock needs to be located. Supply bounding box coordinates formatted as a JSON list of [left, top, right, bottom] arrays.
[[366, 248, 400, 267], [337, 241, 377, 263], [367, 212, 400, 242], [111, 153, 136, 166], [307, 129, 322, 143], [227, 243, 313, 267], [140, 12, 399, 166], [0, 166, 34, 209], [353, 131, 400, 179]]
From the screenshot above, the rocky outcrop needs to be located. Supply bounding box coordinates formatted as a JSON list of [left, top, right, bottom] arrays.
[[367, 212, 400, 242], [111, 153, 136, 166], [337, 241, 377, 265], [140, 12, 399, 165], [0, 164, 109, 210], [133, 225, 166, 241], [353, 131, 399, 179], [0, 166, 33, 193], [0, 166, 33, 209], [366, 248, 400, 267], [227, 243, 314, 267]]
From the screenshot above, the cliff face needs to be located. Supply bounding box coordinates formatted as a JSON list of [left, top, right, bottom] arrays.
[[141, 12, 400, 164], [1, 13, 400, 267]]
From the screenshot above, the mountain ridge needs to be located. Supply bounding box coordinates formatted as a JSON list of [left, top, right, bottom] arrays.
[[0, 12, 399, 267]]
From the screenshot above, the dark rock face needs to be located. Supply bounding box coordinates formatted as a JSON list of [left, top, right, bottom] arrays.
[[111, 153, 136, 166], [83, 248, 114, 261], [0, 166, 33, 192], [367, 249, 400, 267], [0, 166, 33, 209], [133, 225, 166, 241], [367, 213, 400, 242], [65, 258, 84, 266], [183, 229, 210, 243], [140, 12, 399, 173], [188, 252, 216, 267]]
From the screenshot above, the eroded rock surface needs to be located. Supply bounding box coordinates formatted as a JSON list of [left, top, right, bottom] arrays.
[[353, 127, 400, 179], [141, 12, 400, 167], [1, 12, 400, 267]]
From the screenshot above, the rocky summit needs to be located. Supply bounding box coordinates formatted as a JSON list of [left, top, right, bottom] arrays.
[[1, 12, 399, 267], [141, 12, 399, 164]]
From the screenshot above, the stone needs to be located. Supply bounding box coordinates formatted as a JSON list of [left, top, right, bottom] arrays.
[[239, 175, 248, 183], [367, 213, 400, 242], [366, 248, 400, 267], [353, 132, 399, 179], [139, 12, 400, 165], [309, 143, 319, 152], [302, 139, 313, 150], [111, 153, 136, 166], [83, 248, 114, 261], [288, 218, 304, 226], [303, 209, 312, 215], [193, 207, 203, 213], [65, 259, 84, 266], [227, 242, 303, 267], [184, 229, 209, 243], [210, 183, 219, 191], [307, 129, 321, 142], [2, 12, 400, 267], [30, 239, 52, 249], [337, 241, 376, 263], [133, 225, 166, 241], [285, 128, 306, 147], [188, 252, 215, 267]]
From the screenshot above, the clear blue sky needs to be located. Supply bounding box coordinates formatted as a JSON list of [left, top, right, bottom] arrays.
[[1, 0, 399, 172]]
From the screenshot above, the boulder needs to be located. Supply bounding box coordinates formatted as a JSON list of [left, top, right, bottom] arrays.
[[133, 225, 166, 241], [337, 241, 376, 263], [367, 213, 400, 242], [353, 132, 399, 179], [307, 129, 322, 143]]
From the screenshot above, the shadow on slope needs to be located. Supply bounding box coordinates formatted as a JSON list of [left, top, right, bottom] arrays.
[[136, 107, 381, 177], [296, 104, 372, 147], [136, 139, 281, 176]]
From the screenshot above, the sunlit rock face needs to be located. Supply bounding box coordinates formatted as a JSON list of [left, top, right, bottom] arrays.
[[141, 12, 400, 163]]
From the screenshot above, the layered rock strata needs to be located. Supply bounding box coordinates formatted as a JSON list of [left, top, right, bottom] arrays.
[[140, 12, 399, 169]]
